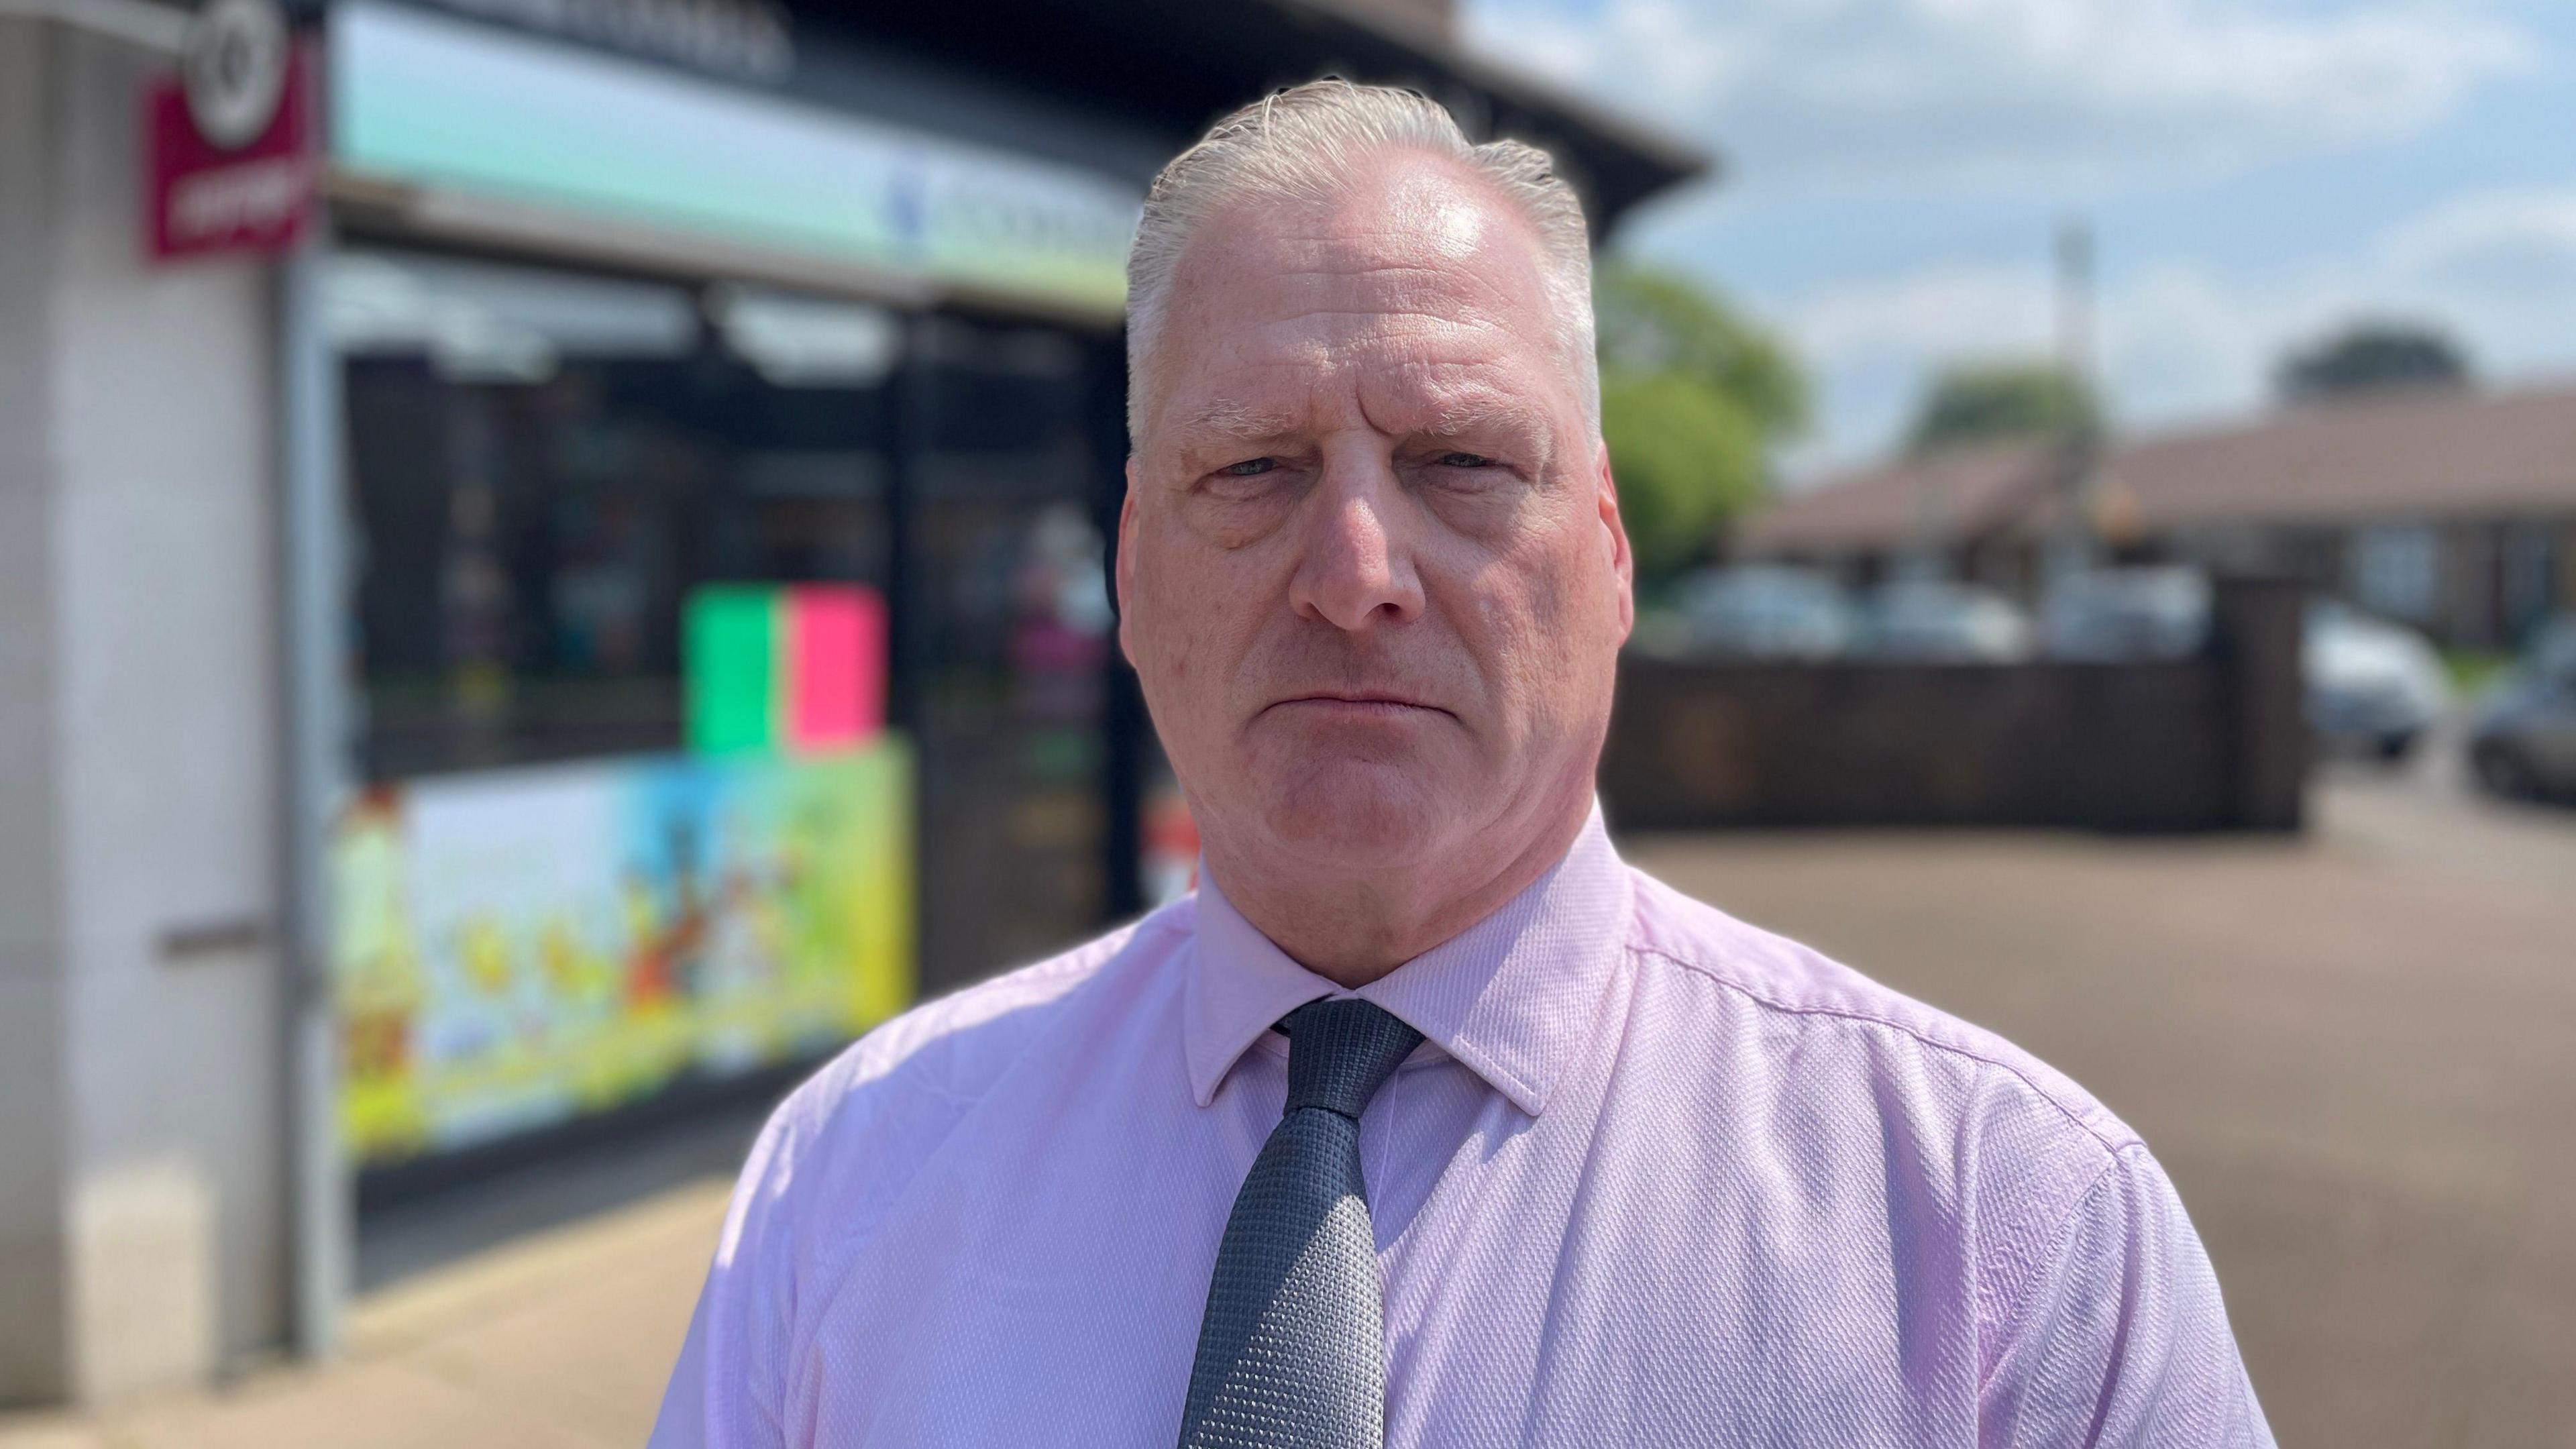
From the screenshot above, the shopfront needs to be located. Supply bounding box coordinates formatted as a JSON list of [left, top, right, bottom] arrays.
[[297, 0, 1168, 1204], [277, 0, 1705, 1332], [0, 0, 1700, 1395]]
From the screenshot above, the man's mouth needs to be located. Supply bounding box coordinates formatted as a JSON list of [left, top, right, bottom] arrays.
[[1265, 691, 1452, 719]]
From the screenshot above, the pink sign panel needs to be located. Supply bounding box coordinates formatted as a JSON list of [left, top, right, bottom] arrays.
[[144, 42, 319, 263], [788, 586, 887, 752]]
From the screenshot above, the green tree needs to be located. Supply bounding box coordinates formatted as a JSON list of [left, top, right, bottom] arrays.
[[2276, 321, 2470, 404], [1593, 263, 1807, 579], [1596, 264, 1807, 435], [1906, 361, 2100, 455], [1601, 371, 1765, 578]]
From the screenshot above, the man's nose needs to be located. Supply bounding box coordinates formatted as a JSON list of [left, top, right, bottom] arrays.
[[1287, 458, 1424, 632]]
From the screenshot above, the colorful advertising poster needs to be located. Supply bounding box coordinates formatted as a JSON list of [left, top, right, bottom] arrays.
[[331, 739, 912, 1164]]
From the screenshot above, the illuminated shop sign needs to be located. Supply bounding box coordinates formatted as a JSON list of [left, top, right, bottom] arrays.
[[329, 0, 1141, 312], [414, 0, 794, 82], [144, 0, 321, 262]]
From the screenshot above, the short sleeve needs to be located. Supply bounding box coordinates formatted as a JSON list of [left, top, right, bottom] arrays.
[[648, 1096, 810, 1449], [1980, 1143, 2275, 1448]]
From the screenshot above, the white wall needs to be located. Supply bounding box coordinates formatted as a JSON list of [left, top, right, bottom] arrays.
[[0, 19, 290, 1405]]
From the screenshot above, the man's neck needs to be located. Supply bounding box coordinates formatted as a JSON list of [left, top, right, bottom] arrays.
[[1201, 790, 1594, 989]]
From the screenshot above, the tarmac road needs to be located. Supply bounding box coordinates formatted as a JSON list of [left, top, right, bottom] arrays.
[[1626, 763, 2576, 1449]]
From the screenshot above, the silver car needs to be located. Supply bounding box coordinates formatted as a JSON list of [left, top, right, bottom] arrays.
[[1862, 580, 2034, 662], [1672, 566, 1860, 660], [2468, 617, 2576, 802], [2039, 566, 2212, 661], [2304, 600, 2451, 761]]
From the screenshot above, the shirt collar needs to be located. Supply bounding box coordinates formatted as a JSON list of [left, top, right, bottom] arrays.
[[1183, 804, 1631, 1118]]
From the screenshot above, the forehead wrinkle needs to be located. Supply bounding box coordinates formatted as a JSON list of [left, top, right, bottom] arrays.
[[1169, 394, 1304, 443], [1208, 323, 1524, 423], [1157, 358, 1534, 461], [1206, 188, 1552, 313], [1409, 389, 1546, 437], [1232, 252, 1539, 335], [1240, 307, 1513, 345], [1215, 333, 1520, 428], [1230, 282, 1527, 352]]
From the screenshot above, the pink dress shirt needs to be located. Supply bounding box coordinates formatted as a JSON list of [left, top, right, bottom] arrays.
[[651, 810, 2272, 1446]]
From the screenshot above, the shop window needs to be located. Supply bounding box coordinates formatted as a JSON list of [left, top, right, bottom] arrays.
[[330, 250, 898, 779], [906, 318, 1124, 988], [325, 252, 1136, 1175]]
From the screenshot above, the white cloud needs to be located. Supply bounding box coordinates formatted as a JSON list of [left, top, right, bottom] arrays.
[[1758, 261, 2059, 474], [2379, 188, 2576, 300], [1767, 184, 2576, 475], [1463, 0, 2565, 473], [1468, 0, 2537, 197], [1776, 260, 2054, 369]]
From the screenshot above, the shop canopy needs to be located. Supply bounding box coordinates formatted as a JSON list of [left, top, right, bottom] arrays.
[[317, 0, 1711, 322], [840, 0, 1715, 238]]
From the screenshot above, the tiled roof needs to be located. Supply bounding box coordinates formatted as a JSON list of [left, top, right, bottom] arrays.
[[1737, 439, 2060, 553], [1741, 382, 2576, 555]]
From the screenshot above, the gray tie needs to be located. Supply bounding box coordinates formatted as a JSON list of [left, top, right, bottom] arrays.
[[1177, 998, 1425, 1449]]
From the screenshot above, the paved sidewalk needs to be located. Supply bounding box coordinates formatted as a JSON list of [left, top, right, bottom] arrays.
[[0, 1179, 730, 1449]]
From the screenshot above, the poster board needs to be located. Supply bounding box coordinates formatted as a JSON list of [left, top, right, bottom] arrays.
[[331, 739, 912, 1163]]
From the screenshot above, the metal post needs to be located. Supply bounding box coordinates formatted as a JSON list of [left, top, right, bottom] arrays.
[[277, 225, 351, 1358], [2047, 215, 2099, 589], [2055, 216, 2094, 401]]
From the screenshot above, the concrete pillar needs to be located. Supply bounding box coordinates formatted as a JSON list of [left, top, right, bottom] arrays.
[[0, 17, 292, 1406]]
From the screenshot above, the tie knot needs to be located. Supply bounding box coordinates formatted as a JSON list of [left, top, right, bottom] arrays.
[[1280, 998, 1424, 1121]]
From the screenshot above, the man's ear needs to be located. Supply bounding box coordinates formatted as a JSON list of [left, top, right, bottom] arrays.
[[1594, 439, 1635, 638], [1116, 457, 1142, 668]]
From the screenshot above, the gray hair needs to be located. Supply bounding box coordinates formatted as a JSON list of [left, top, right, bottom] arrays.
[[1124, 78, 1600, 444]]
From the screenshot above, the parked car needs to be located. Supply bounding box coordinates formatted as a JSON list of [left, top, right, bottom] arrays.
[[2468, 616, 2576, 800], [2304, 599, 2451, 761], [1672, 565, 1859, 659], [2039, 566, 2211, 660], [1861, 580, 2034, 662]]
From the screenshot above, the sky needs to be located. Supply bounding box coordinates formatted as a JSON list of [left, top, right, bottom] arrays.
[[1462, 0, 2576, 482]]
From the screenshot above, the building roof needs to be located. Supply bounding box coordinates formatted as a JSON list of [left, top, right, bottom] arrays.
[[1743, 382, 2576, 557], [820, 0, 1714, 235], [301, 0, 1708, 236], [2105, 383, 2576, 527], [1737, 439, 2061, 555]]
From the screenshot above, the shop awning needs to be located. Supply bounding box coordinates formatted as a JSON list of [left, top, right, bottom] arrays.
[[319, 0, 1711, 319], [808, 0, 1714, 236]]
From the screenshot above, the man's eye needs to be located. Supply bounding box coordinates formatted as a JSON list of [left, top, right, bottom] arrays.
[[1223, 458, 1276, 478], [1438, 451, 1495, 468]]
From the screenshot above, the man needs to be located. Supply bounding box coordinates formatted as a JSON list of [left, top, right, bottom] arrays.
[[651, 81, 2273, 1447]]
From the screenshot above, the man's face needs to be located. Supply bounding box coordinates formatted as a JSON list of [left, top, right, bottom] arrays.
[[1119, 152, 1633, 878]]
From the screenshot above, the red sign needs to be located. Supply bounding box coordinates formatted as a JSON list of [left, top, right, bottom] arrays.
[[144, 40, 319, 263]]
